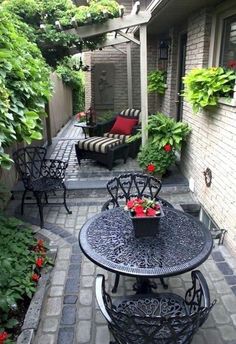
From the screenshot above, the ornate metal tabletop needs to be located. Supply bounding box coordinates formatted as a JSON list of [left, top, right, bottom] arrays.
[[79, 207, 213, 277]]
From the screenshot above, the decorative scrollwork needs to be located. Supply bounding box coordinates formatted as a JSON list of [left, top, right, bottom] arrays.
[[83, 207, 211, 275]]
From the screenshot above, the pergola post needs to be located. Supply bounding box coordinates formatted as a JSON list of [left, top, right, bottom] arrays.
[[140, 24, 148, 146], [127, 42, 133, 108]]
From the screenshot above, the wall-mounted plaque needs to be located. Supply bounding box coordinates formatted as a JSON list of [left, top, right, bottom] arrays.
[[94, 63, 114, 110]]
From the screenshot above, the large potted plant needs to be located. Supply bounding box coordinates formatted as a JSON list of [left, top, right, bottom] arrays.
[[131, 113, 190, 176], [183, 67, 236, 113]]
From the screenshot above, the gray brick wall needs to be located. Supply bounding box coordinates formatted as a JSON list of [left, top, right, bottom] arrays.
[[180, 8, 236, 252]]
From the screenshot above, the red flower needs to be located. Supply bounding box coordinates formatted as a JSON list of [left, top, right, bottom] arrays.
[[147, 164, 155, 173], [32, 273, 40, 283], [37, 239, 44, 248], [0, 332, 8, 343], [36, 257, 44, 268], [146, 208, 156, 216], [127, 200, 135, 209], [134, 205, 146, 217], [164, 144, 172, 152], [227, 60, 236, 69]]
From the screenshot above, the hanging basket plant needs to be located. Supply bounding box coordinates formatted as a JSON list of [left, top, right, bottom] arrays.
[[148, 70, 167, 95], [183, 67, 236, 113]]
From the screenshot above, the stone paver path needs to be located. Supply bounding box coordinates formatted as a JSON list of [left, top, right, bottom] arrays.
[[6, 193, 236, 344], [7, 119, 236, 344]]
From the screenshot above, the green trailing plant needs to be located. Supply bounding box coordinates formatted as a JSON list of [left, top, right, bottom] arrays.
[[56, 57, 85, 113], [0, 10, 52, 169], [0, 214, 50, 342], [183, 67, 236, 113], [2, 0, 120, 67], [130, 113, 190, 175], [148, 70, 167, 95]]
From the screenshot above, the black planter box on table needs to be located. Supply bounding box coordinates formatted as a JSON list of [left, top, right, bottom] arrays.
[[130, 207, 165, 238]]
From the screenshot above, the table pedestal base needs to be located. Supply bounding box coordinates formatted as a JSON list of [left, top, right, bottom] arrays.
[[133, 277, 168, 294]]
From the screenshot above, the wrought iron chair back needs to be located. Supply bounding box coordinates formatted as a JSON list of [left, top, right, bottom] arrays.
[[13, 146, 71, 228], [13, 146, 47, 186], [102, 173, 173, 211], [96, 271, 215, 344]]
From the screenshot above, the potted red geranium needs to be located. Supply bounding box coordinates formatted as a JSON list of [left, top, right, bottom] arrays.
[[125, 197, 164, 238]]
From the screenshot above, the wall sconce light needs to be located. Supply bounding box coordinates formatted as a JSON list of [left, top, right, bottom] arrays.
[[159, 40, 170, 60]]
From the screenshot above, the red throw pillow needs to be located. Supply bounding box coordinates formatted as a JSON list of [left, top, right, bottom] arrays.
[[110, 116, 138, 135]]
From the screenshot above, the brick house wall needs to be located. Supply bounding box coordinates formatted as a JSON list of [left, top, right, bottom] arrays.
[[180, 8, 236, 252]]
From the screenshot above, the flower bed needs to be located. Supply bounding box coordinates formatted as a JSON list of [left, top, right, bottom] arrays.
[[0, 214, 50, 343]]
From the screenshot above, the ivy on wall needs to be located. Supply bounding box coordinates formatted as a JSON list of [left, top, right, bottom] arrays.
[[56, 57, 85, 114], [0, 0, 120, 168], [0, 11, 51, 169], [2, 0, 120, 67]]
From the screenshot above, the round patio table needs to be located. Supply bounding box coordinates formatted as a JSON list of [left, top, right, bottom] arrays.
[[79, 207, 213, 279]]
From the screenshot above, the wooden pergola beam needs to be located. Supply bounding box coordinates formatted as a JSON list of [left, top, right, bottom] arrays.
[[65, 11, 151, 39]]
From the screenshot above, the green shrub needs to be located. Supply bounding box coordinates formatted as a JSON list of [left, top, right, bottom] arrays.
[[0, 214, 49, 340], [56, 57, 85, 114], [138, 143, 176, 175], [148, 70, 167, 95], [183, 67, 236, 112], [131, 113, 190, 175], [0, 10, 52, 169]]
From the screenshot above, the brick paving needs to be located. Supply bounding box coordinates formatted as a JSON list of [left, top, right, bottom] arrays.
[[7, 119, 236, 344]]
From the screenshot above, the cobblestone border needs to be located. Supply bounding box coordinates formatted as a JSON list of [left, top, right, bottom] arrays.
[[14, 210, 82, 344]]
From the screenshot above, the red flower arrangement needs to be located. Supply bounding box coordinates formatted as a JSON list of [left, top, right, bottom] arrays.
[[125, 197, 161, 217], [0, 331, 8, 344], [76, 111, 86, 122]]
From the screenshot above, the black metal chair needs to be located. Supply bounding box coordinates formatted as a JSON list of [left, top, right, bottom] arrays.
[[96, 271, 216, 344], [101, 173, 173, 292], [13, 146, 72, 228]]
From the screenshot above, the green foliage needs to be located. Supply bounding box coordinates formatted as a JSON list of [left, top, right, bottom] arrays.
[[148, 70, 167, 95], [183, 67, 236, 113], [56, 57, 85, 113], [145, 113, 190, 150], [138, 143, 176, 175], [130, 113, 190, 151], [0, 215, 36, 333], [96, 111, 114, 123], [2, 0, 120, 66], [0, 10, 51, 168], [132, 113, 190, 175]]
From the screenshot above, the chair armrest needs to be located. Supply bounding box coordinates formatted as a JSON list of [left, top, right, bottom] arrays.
[[101, 200, 117, 211], [42, 159, 68, 179], [185, 270, 211, 310], [96, 275, 112, 323], [130, 125, 141, 137], [93, 118, 116, 136]]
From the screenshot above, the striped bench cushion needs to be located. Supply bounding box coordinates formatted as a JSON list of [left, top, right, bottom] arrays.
[[103, 132, 131, 144], [77, 137, 122, 154]]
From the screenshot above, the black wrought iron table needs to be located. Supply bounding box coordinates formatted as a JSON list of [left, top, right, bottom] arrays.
[[79, 207, 213, 287], [74, 122, 95, 138]]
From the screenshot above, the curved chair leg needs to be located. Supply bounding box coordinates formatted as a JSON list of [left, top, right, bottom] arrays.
[[112, 273, 120, 293], [21, 189, 27, 215], [62, 184, 72, 214], [44, 192, 48, 204], [160, 277, 168, 289], [34, 192, 44, 228]]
